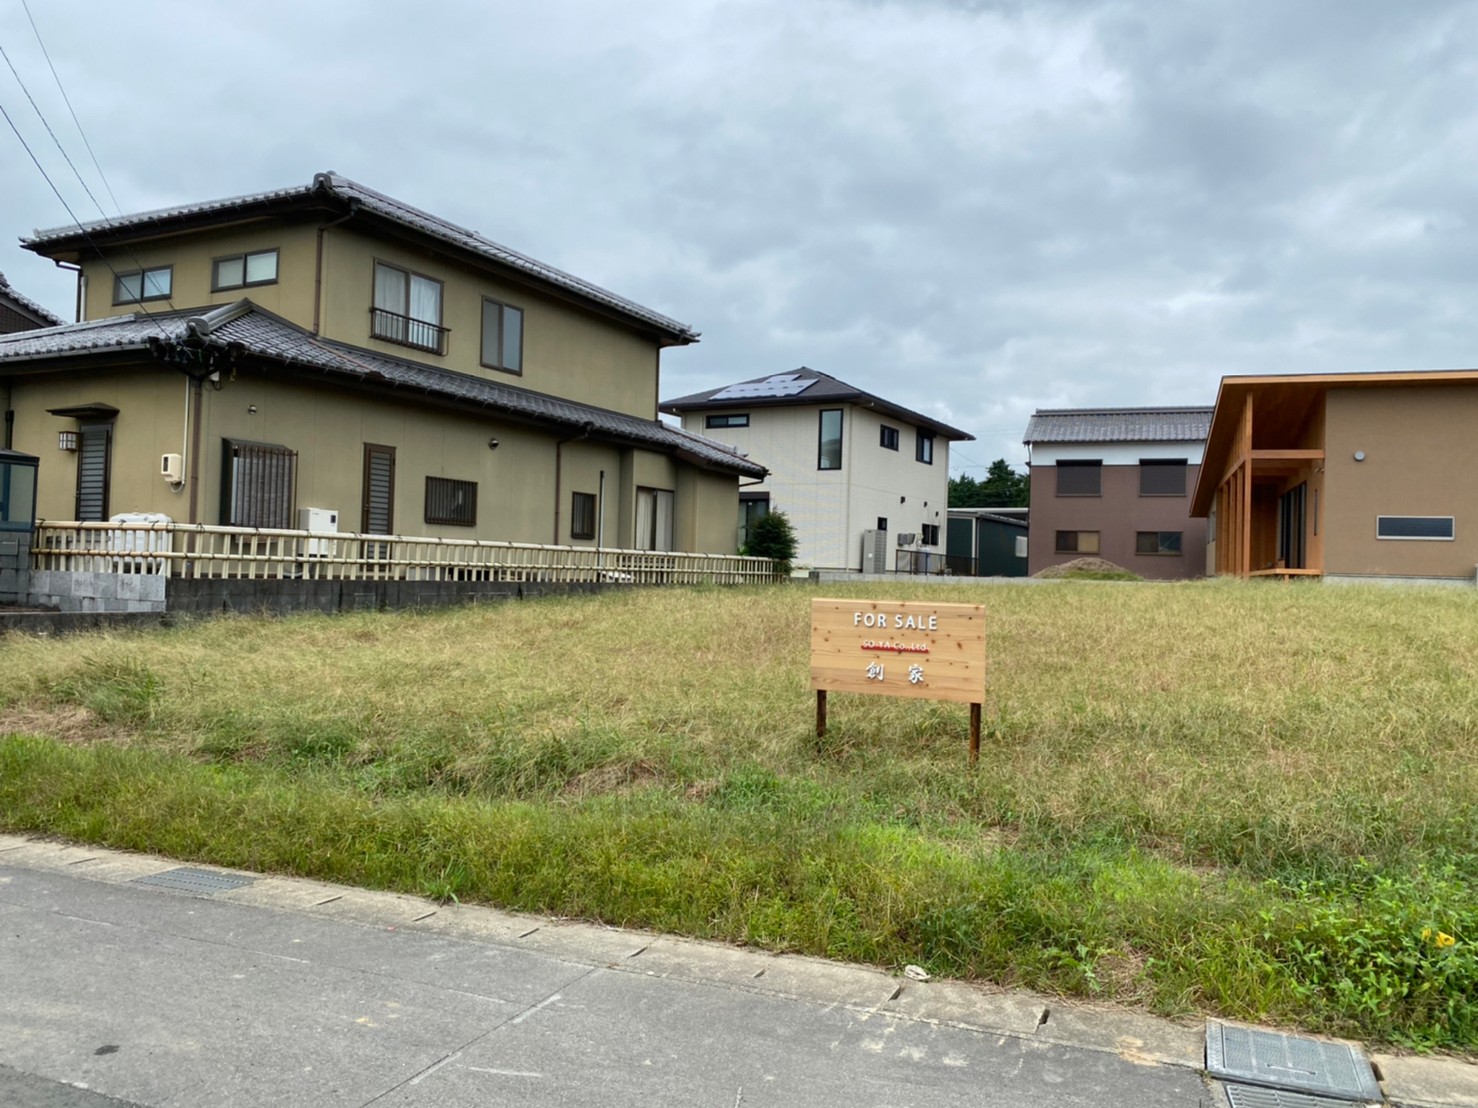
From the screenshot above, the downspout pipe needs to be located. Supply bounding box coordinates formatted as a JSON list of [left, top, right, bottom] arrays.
[[188, 374, 204, 524], [52, 260, 81, 322], [313, 199, 360, 335], [553, 421, 594, 544]]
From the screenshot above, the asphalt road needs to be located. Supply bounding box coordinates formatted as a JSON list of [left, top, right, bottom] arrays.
[[1, 838, 1226, 1108]]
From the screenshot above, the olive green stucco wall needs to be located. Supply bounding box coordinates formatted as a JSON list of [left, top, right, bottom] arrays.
[[34, 206, 743, 553], [9, 370, 186, 520], [7, 364, 741, 553], [82, 221, 665, 422]]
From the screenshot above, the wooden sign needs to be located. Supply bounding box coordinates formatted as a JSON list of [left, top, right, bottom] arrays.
[[810, 598, 988, 760]]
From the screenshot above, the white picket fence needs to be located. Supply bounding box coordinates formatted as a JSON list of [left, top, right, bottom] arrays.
[[30, 521, 776, 586]]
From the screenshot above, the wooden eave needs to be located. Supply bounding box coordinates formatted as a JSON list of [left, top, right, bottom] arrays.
[[1191, 369, 1478, 516]]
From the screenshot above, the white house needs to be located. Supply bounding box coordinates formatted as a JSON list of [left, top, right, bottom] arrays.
[[661, 368, 973, 571]]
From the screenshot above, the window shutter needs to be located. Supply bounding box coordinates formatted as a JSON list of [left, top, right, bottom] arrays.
[[76, 425, 111, 521], [363, 445, 395, 535], [224, 441, 296, 528]]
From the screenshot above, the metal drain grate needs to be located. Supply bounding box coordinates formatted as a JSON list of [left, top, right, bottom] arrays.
[[1207, 1022, 1382, 1103], [131, 867, 256, 895], [1223, 1082, 1380, 1108]]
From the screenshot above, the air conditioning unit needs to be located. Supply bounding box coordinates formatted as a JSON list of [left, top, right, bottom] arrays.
[[297, 507, 339, 558], [896, 532, 917, 547], [108, 512, 172, 573], [861, 528, 888, 573]]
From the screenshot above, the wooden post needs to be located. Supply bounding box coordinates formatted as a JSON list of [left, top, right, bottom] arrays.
[[969, 702, 981, 764], [815, 689, 827, 748]]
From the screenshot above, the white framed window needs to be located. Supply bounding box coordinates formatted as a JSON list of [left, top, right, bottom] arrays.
[[213, 249, 279, 291], [113, 266, 172, 304]]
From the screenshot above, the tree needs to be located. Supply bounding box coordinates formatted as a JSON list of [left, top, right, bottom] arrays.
[[949, 459, 1028, 508], [743, 509, 799, 578]]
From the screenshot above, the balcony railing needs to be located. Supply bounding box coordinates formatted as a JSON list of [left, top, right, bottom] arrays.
[[894, 549, 954, 575], [369, 307, 448, 355], [30, 521, 778, 586]]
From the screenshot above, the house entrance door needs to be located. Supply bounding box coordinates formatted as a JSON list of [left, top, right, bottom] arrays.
[[75, 423, 112, 521], [1277, 482, 1307, 570]]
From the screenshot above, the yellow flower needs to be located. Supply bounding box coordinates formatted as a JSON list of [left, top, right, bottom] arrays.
[[1435, 932, 1456, 948]]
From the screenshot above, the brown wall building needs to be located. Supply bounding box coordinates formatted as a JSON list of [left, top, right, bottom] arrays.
[[1193, 371, 1478, 582], [1024, 408, 1212, 580], [0, 272, 64, 336]]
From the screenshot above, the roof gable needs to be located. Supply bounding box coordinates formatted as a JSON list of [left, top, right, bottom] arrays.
[[661, 366, 974, 440], [23, 173, 698, 345], [0, 272, 65, 328]]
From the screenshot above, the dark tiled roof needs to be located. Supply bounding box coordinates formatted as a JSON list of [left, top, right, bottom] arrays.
[[661, 366, 974, 440], [0, 302, 762, 477], [25, 173, 698, 344], [0, 272, 65, 327], [1023, 407, 1213, 444]]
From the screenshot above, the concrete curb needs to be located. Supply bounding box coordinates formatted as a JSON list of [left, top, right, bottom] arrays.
[[3, 833, 1473, 1106]]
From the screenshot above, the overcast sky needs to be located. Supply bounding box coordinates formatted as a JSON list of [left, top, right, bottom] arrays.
[[3, 1, 1476, 472]]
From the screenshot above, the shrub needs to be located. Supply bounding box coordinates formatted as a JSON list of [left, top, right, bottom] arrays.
[[743, 510, 798, 578]]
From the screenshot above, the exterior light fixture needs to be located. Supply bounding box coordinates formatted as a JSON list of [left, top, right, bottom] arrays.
[[57, 430, 78, 452], [1353, 450, 1366, 462]]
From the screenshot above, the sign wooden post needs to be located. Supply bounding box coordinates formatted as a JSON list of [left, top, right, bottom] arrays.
[[809, 598, 987, 763]]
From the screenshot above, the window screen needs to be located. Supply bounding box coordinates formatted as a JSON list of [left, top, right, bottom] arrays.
[[1139, 459, 1187, 496], [1056, 461, 1102, 495]]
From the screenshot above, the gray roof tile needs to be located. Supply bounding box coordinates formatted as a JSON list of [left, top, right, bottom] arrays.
[[0, 272, 65, 327], [26, 173, 699, 344], [1023, 407, 1212, 444], [0, 302, 762, 477]]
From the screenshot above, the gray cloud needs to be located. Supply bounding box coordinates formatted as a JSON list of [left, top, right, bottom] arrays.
[[3, 0, 1477, 469]]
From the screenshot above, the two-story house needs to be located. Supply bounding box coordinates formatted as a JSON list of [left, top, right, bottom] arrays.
[[1024, 407, 1212, 580], [0, 173, 762, 551], [661, 369, 973, 571]]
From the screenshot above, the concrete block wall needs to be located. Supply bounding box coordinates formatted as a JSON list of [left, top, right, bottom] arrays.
[[28, 570, 168, 613]]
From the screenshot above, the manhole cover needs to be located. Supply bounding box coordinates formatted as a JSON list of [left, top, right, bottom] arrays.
[[1223, 1082, 1380, 1108], [1207, 1022, 1382, 1103], [131, 867, 255, 895]]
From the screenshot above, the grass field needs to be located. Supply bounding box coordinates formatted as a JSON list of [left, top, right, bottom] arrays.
[[2, 579, 1475, 1050]]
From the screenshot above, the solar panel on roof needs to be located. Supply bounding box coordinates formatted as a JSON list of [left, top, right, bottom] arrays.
[[710, 375, 818, 401]]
